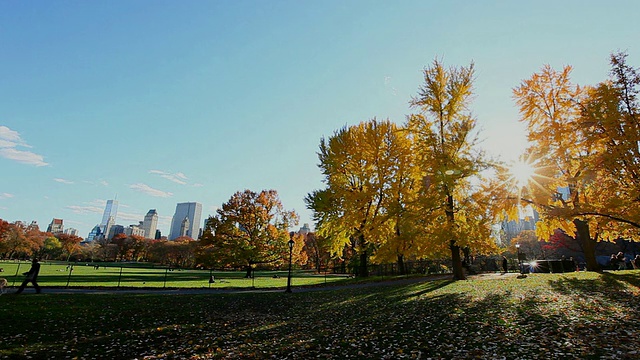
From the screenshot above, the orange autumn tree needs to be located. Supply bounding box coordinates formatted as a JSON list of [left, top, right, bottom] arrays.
[[198, 189, 298, 277], [511, 53, 640, 271]]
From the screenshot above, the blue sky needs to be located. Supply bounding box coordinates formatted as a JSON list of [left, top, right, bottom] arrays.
[[1, 1, 639, 238]]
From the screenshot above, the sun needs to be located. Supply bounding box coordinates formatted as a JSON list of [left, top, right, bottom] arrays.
[[509, 160, 536, 188]]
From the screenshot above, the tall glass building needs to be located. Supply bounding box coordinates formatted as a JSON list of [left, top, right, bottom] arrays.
[[169, 202, 202, 240], [99, 199, 118, 234]]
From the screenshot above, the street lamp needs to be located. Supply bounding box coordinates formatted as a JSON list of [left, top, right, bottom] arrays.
[[285, 238, 294, 293], [515, 243, 524, 275]]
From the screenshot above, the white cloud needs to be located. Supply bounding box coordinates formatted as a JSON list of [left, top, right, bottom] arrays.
[[0, 147, 48, 167], [53, 178, 74, 184], [0, 126, 23, 144], [129, 183, 173, 198], [149, 169, 188, 185], [192, 183, 204, 187], [117, 211, 145, 223], [0, 126, 48, 166], [100, 180, 109, 187], [66, 204, 104, 215], [0, 192, 14, 199]]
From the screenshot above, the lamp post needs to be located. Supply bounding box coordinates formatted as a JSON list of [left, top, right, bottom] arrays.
[[515, 243, 523, 274], [285, 238, 294, 293]]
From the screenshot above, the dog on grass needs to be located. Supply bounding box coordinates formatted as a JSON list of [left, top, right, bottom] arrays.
[[0, 278, 7, 295]]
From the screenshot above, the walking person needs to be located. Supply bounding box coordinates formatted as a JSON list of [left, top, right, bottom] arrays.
[[502, 256, 508, 274], [16, 258, 42, 294]]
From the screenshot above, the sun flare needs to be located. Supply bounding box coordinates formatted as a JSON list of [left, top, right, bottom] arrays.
[[510, 160, 536, 187]]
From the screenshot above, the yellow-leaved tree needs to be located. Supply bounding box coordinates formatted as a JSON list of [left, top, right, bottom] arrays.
[[306, 119, 417, 276], [579, 52, 640, 236], [407, 59, 495, 280], [511, 54, 640, 271], [512, 64, 607, 271]]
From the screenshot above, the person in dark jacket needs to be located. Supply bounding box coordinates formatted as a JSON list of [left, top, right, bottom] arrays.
[[502, 256, 508, 274], [16, 258, 41, 294]]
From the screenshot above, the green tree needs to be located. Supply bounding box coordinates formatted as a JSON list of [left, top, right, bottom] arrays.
[[198, 189, 298, 277], [42, 236, 63, 260]]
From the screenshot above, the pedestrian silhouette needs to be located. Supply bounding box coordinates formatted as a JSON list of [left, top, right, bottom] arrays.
[[16, 258, 42, 294], [502, 256, 508, 274]]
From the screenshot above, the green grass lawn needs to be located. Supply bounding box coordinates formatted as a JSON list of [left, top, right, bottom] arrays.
[[0, 260, 349, 289], [1, 271, 639, 359]]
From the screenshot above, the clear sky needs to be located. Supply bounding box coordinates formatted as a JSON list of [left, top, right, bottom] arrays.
[[1, 1, 639, 238]]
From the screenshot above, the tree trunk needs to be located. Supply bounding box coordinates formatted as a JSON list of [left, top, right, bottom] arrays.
[[573, 219, 601, 272], [359, 250, 369, 277], [445, 193, 466, 280], [357, 233, 369, 277], [397, 254, 406, 275], [450, 240, 466, 280]]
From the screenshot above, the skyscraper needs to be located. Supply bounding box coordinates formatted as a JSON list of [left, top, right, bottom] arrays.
[[100, 199, 118, 235], [47, 218, 64, 234], [141, 209, 158, 239], [86, 224, 102, 242], [169, 202, 202, 240]]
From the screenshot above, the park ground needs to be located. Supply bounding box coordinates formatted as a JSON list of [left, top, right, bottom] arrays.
[[1, 271, 640, 359]]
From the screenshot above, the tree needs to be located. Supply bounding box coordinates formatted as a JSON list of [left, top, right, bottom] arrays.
[[510, 230, 544, 260], [57, 233, 83, 261], [577, 52, 640, 234], [306, 119, 415, 276], [289, 232, 308, 267], [198, 189, 298, 277], [1, 222, 29, 259], [166, 236, 197, 268], [42, 236, 63, 260], [302, 232, 332, 273], [129, 235, 149, 261], [512, 63, 607, 271], [407, 59, 492, 280]]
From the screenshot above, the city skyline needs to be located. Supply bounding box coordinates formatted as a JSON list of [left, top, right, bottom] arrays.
[[1, 1, 639, 238]]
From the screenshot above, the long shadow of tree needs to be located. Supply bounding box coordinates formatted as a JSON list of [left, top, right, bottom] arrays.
[[4, 275, 640, 359]]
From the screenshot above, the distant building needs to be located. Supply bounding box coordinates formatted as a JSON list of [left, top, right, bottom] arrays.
[[86, 224, 102, 242], [179, 216, 190, 238], [124, 225, 145, 237], [63, 227, 79, 236], [28, 221, 39, 230], [105, 216, 116, 240], [110, 225, 125, 238], [100, 199, 118, 235], [298, 223, 311, 235], [141, 209, 158, 239], [155, 229, 162, 240], [169, 202, 202, 240], [47, 218, 64, 234], [500, 206, 540, 245]]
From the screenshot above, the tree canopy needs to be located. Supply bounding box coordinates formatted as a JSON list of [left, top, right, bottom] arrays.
[[198, 189, 298, 276]]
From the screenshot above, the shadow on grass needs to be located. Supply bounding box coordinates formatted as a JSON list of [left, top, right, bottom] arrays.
[[4, 274, 640, 359]]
